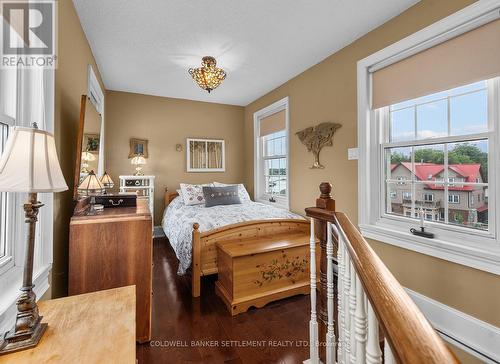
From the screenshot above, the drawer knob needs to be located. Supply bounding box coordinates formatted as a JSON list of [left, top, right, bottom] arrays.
[[109, 199, 124, 206]]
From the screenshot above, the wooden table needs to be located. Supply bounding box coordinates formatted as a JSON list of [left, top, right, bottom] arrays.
[[0, 286, 136, 364]]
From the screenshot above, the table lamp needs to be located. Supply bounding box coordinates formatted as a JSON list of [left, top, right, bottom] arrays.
[[131, 154, 146, 176], [78, 170, 103, 214], [99, 171, 114, 194], [0, 124, 68, 355]]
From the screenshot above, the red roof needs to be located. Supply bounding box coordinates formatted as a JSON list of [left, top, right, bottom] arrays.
[[391, 162, 482, 191]]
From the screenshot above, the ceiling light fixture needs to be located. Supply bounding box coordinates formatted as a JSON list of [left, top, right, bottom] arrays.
[[188, 56, 226, 93]]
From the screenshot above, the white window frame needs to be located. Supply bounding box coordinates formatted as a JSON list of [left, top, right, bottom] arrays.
[[253, 97, 290, 209], [357, 1, 500, 275]]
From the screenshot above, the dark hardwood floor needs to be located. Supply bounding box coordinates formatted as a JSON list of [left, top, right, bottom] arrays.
[[137, 237, 311, 364]]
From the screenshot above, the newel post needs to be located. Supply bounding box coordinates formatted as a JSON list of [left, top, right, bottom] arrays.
[[306, 182, 336, 363]]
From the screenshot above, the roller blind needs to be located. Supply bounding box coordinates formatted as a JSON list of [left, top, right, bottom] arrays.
[[259, 109, 285, 137], [372, 19, 500, 109]]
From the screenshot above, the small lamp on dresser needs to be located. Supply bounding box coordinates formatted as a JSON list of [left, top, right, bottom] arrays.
[[0, 123, 68, 355], [99, 171, 114, 194], [131, 154, 146, 176], [78, 170, 103, 214]]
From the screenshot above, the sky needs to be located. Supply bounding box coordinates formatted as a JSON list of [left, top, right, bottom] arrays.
[[389, 80, 488, 151]]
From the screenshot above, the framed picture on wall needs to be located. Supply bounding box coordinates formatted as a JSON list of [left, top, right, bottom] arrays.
[[84, 133, 100, 153], [129, 138, 149, 158], [186, 138, 225, 172]]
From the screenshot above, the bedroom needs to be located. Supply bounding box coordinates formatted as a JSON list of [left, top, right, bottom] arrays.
[[0, 0, 499, 363]]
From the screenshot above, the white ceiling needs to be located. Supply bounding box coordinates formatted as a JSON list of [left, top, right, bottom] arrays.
[[73, 0, 418, 106]]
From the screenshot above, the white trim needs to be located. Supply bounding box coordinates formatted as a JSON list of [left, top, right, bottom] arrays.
[[357, 1, 500, 275], [186, 138, 226, 172], [253, 96, 290, 210], [366, 2, 500, 73], [406, 288, 500, 363], [87, 65, 105, 176]]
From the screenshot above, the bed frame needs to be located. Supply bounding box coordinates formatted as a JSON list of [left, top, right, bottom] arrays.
[[164, 188, 310, 297]]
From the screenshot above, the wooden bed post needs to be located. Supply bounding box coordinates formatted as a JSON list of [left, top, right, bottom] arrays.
[[192, 223, 201, 297]]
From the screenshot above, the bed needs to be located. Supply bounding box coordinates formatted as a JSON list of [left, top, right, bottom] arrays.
[[162, 188, 309, 297]]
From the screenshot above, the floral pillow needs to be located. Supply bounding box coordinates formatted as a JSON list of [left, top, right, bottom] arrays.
[[179, 183, 213, 206], [213, 182, 251, 201]]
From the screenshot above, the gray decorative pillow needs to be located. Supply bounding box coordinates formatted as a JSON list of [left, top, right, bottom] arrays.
[[203, 186, 241, 207]]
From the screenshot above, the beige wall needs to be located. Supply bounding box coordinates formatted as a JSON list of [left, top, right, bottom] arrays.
[[244, 0, 500, 326], [52, 0, 105, 298], [105, 91, 245, 224]]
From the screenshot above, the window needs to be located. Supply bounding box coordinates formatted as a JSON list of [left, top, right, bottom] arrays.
[[390, 191, 397, 198], [423, 193, 434, 202], [402, 191, 412, 200], [385, 80, 490, 231], [448, 194, 460, 204], [396, 176, 407, 185], [0, 66, 17, 269], [358, 6, 500, 274], [254, 97, 289, 209]]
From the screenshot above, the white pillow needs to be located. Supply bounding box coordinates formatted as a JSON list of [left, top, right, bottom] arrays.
[[213, 182, 251, 201], [179, 183, 213, 206], [176, 189, 183, 199]]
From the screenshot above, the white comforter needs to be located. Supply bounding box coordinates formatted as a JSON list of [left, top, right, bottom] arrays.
[[162, 196, 304, 274]]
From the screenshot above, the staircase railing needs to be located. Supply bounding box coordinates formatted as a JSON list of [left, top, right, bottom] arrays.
[[304, 183, 459, 364]]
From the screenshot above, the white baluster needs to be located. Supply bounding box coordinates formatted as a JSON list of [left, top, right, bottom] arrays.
[[366, 302, 382, 364], [343, 239, 352, 363], [354, 275, 367, 363], [326, 222, 335, 364], [308, 218, 319, 364], [336, 226, 345, 364], [349, 263, 357, 364], [384, 339, 395, 364]]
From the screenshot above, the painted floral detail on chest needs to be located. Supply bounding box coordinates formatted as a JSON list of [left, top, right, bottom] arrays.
[[254, 253, 308, 287]]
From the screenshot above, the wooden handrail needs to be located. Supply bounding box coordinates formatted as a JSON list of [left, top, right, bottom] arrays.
[[305, 182, 459, 364], [334, 212, 459, 363]]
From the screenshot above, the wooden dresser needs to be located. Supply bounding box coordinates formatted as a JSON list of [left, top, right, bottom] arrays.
[[69, 199, 152, 343]]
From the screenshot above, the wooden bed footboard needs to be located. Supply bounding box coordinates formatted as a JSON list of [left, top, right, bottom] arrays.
[[191, 219, 309, 297], [163, 188, 310, 298]]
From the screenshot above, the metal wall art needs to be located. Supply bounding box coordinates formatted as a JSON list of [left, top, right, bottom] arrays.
[[296, 122, 342, 169]]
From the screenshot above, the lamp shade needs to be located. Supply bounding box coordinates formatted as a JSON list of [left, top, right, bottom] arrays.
[[78, 170, 103, 192], [99, 171, 114, 188], [131, 155, 146, 166], [0, 126, 68, 193]]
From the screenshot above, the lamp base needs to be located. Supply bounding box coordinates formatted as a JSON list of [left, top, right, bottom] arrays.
[[0, 317, 47, 355]]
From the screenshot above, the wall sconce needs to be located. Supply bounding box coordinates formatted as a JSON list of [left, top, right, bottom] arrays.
[[175, 144, 183, 152]]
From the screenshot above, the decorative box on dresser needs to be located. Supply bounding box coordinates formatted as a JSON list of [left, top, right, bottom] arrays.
[[69, 198, 152, 343], [119, 175, 155, 220]]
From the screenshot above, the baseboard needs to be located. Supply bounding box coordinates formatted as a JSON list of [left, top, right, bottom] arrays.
[[153, 225, 165, 238], [406, 288, 500, 363]]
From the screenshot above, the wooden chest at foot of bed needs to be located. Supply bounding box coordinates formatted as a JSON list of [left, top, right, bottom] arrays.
[[215, 232, 317, 315]]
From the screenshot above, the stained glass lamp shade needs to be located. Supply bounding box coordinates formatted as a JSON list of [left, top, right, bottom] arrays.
[[188, 56, 226, 93]]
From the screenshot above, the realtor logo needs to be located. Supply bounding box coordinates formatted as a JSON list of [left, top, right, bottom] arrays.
[[1, 0, 57, 68]]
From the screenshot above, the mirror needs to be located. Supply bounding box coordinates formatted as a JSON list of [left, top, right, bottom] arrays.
[[73, 95, 104, 200]]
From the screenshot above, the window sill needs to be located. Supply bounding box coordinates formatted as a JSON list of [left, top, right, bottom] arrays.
[[359, 221, 500, 275], [0, 264, 51, 334], [255, 197, 289, 210]]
